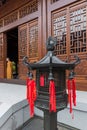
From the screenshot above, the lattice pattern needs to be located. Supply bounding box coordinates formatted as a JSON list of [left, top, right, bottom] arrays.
[[19, 0, 38, 18], [0, 36, 3, 60], [19, 27, 27, 59], [52, 12, 67, 55], [70, 7, 86, 53], [29, 21, 38, 58], [4, 11, 18, 26], [51, 0, 59, 4]]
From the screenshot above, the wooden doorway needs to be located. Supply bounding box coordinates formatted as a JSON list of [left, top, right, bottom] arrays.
[[6, 27, 18, 78]]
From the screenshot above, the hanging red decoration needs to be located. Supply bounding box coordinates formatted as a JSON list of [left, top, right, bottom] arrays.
[[26, 78, 37, 117], [40, 74, 45, 87], [49, 80, 56, 112], [67, 78, 76, 114], [72, 79, 76, 106]]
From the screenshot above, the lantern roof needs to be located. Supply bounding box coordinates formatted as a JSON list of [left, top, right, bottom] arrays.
[[23, 36, 80, 70]]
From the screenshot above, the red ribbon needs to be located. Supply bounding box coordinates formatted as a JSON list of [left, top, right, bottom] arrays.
[[49, 80, 56, 112], [67, 79, 76, 114], [26, 78, 37, 117]]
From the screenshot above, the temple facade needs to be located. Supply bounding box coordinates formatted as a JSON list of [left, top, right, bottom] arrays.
[[0, 0, 87, 90]]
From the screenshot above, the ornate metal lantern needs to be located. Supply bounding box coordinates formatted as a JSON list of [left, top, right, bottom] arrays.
[[23, 36, 80, 130]]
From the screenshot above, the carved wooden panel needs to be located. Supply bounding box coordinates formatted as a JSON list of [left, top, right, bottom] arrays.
[[52, 10, 67, 55], [19, 0, 38, 18], [28, 20, 38, 60], [0, 0, 38, 27], [18, 24, 27, 59], [4, 11, 18, 26], [0, 0, 30, 18], [70, 6, 86, 54], [0, 33, 3, 60]]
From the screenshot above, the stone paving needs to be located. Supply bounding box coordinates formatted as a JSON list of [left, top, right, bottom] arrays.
[[0, 82, 87, 130]]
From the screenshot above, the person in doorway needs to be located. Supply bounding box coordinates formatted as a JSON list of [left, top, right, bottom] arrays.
[[12, 61, 16, 79], [6, 58, 12, 79]]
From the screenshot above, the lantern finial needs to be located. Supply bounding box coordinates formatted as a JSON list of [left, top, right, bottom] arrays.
[[46, 36, 57, 51]]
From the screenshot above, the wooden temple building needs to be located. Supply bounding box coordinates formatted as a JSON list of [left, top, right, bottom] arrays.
[[0, 0, 87, 91]]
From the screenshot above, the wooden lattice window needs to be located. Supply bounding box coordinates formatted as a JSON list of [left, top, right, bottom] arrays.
[[28, 20, 38, 59], [52, 11, 67, 55], [19, 25, 27, 59], [70, 6, 86, 53], [0, 35, 3, 60], [19, 0, 38, 18]]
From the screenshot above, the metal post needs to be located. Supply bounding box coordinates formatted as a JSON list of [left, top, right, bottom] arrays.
[[44, 110, 58, 130]]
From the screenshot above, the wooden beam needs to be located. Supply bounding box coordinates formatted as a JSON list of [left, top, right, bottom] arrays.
[[48, 0, 86, 12]]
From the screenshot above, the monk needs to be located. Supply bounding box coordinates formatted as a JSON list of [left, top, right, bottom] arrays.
[[6, 58, 12, 79]]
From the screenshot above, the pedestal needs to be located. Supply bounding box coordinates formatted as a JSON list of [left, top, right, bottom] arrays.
[[44, 110, 58, 130]]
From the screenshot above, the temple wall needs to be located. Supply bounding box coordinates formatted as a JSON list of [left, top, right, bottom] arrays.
[[0, 0, 87, 91]]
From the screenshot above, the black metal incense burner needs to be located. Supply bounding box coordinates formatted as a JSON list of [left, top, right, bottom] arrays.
[[23, 36, 80, 130]]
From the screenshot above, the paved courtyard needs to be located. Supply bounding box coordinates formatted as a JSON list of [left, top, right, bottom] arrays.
[[0, 82, 87, 130]]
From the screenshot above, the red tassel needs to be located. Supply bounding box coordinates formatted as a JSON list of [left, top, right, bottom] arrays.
[[49, 80, 56, 112], [33, 81, 37, 101], [26, 79, 37, 117], [67, 78, 76, 114], [72, 79, 76, 106], [67, 80, 72, 113], [40, 74, 44, 87]]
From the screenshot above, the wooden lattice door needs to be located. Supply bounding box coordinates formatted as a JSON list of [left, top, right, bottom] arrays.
[[18, 19, 38, 79], [69, 3, 87, 90], [51, 1, 87, 90], [18, 23, 28, 79]]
